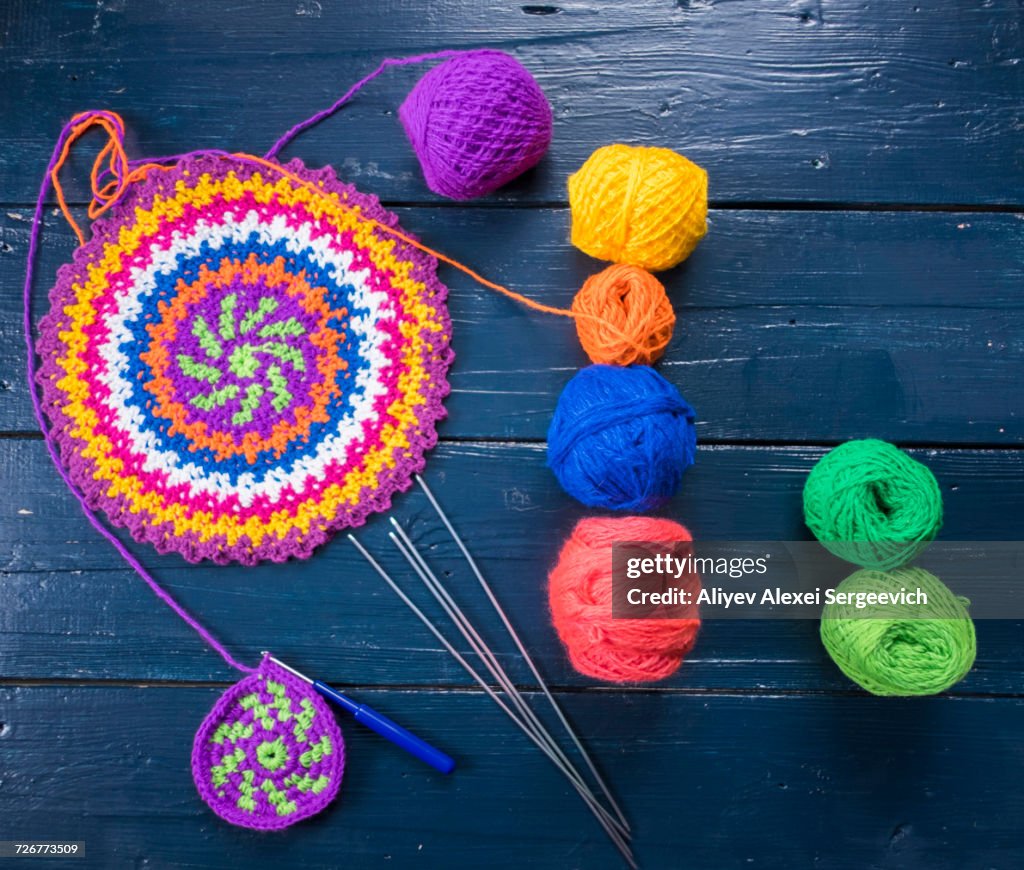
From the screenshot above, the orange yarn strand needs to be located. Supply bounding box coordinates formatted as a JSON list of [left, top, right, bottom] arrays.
[[49, 114, 668, 360], [51, 113, 122, 245], [235, 152, 580, 320]]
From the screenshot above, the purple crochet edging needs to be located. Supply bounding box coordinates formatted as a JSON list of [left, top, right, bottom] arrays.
[[191, 656, 345, 830], [35, 154, 453, 565]]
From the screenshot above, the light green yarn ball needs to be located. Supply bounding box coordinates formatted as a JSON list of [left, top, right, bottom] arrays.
[[803, 439, 943, 570], [820, 567, 976, 696]]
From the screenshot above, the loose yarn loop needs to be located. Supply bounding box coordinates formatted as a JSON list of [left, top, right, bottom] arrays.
[[549, 516, 701, 683], [572, 264, 675, 366], [547, 365, 697, 511], [820, 567, 976, 696], [803, 439, 943, 570], [568, 144, 708, 272], [192, 656, 345, 829], [399, 49, 553, 200]]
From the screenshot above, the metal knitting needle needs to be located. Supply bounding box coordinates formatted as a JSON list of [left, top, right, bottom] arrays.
[[415, 473, 631, 833], [387, 519, 628, 841], [263, 655, 455, 774], [349, 534, 637, 869], [387, 521, 628, 841], [350, 534, 635, 867], [353, 537, 636, 870]]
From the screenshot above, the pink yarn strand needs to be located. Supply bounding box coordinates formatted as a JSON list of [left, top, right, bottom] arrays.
[[22, 112, 255, 675], [264, 50, 465, 160]]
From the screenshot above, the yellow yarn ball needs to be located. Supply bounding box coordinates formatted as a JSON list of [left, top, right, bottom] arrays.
[[568, 144, 708, 272]]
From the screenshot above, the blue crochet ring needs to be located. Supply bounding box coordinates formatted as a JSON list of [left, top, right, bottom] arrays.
[[547, 364, 697, 511]]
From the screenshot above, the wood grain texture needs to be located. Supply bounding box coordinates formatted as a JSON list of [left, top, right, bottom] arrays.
[[1, 686, 1021, 869], [10, 208, 1024, 442], [0, 0, 1022, 205], [2, 439, 1021, 693], [3, 1, 1023, 866]]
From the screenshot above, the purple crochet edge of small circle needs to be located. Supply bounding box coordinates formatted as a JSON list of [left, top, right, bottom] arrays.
[[191, 656, 345, 831]]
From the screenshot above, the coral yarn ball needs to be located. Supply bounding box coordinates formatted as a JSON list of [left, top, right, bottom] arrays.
[[820, 567, 975, 696], [571, 264, 676, 366], [399, 50, 553, 200], [548, 516, 701, 683], [547, 365, 697, 511], [568, 144, 708, 272], [803, 439, 943, 570]]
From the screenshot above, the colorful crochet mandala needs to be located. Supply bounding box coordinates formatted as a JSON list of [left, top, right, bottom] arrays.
[[192, 657, 345, 829], [37, 155, 452, 564]]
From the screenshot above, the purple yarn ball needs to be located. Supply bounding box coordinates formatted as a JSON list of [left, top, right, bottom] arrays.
[[399, 50, 553, 200]]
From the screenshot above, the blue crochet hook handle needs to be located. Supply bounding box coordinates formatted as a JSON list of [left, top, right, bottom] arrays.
[[268, 655, 455, 775]]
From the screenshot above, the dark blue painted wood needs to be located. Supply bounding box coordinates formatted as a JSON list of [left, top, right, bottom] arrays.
[[1, 687, 1022, 870], [0, 1, 1023, 205], [2, 1, 1023, 867], [2, 440, 1022, 693], [7, 209, 1024, 442]]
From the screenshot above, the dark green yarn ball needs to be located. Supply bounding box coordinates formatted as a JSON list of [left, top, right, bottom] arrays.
[[803, 439, 943, 570], [820, 567, 976, 696]]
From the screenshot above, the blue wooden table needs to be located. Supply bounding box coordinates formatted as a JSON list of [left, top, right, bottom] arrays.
[[2, 2, 1023, 867]]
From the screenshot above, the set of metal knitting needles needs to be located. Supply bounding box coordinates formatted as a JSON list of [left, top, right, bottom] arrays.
[[349, 475, 637, 868]]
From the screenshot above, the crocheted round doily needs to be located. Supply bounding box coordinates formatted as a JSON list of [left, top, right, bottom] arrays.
[[192, 657, 345, 829], [36, 155, 452, 564]]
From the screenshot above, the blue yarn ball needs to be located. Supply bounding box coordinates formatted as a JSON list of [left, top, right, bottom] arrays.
[[547, 365, 697, 511]]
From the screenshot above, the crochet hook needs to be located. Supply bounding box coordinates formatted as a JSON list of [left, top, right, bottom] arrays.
[[264, 655, 455, 775]]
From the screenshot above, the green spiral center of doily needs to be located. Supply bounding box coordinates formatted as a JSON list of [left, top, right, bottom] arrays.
[[174, 291, 310, 427]]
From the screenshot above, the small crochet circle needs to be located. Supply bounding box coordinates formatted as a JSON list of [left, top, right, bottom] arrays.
[[571, 264, 675, 366], [568, 144, 708, 272], [399, 50, 552, 200], [820, 567, 975, 696], [36, 155, 452, 564], [803, 439, 943, 570], [547, 365, 697, 511], [192, 658, 345, 830], [548, 516, 700, 683]]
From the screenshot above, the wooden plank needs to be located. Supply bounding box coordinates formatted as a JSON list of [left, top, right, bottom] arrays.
[[8, 208, 1024, 442], [2, 1, 1023, 205], [1, 685, 1021, 868], [2, 439, 1021, 693]]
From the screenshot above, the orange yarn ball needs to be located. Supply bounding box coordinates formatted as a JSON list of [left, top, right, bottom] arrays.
[[568, 144, 708, 272], [571, 264, 676, 366], [548, 516, 701, 683]]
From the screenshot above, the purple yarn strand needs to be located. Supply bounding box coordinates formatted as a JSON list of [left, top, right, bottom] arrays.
[[264, 50, 464, 160], [22, 112, 255, 675]]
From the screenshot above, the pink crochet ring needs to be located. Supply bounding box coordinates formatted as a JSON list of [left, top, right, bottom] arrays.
[[35, 152, 452, 565]]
